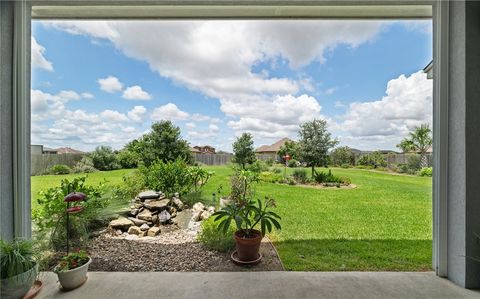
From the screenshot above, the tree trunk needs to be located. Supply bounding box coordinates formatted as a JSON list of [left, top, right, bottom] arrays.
[[311, 166, 315, 177]]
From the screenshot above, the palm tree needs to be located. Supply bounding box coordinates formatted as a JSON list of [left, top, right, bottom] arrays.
[[397, 124, 432, 167]]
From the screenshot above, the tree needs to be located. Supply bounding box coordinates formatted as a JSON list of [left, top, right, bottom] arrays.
[[278, 140, 299, 162], [330, 146, 355, 166], [127, 121, 192, 166], [232, 133, 256, 169], [397, 123, 432, 167], [298, 119, 339, 176], [89, 146, 120, 171]]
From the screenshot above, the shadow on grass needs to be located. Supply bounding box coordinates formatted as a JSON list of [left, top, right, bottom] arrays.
[[273, 238, 432, 272]]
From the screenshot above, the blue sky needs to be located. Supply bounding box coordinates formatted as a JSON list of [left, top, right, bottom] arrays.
[[31, 20, 432, 152]]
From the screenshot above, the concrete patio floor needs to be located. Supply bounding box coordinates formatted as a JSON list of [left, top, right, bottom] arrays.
[[38, 271, 479, 299]]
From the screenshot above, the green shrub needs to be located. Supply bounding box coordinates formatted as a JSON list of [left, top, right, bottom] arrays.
[[73, 157, 97, 174], [265, 157, 274, 167], [357, 152, 387, 168], [0, 239, 36, 279], [271, 167, 282, 174], [112, 170, 146, 202], [117, 149, 139, 169], [292, 169, 308, 183], [313, 169, 350, 185], [89, 146, 120, 171], [49, 164, 71, 175], [419, 167, 433, 177], [32, 176, 107, 251], [140, 158, 192, 197], [407, 155, 422, 172], [247, 160, 269, 173], [197, 217, 235, 252], [282, 176, 297, 185], [287, 158, 300, 168], [330, 146, 355, 166], [259, 171, 283, 183]]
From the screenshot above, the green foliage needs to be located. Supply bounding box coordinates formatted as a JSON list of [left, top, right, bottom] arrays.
[[32, 177, 107, 251], [259, 171, 283, 183], [287, 158, 300, 168], [298, 119, 339, 175], [282, 177, 297, 185], [189, 166, 214, 193], [124, 121, 192, 167], [213, 197, 281, 237], [246, 160, 269, 173], [357, 152, 387, 168], [271, 167, 282, 174], [73, 156, 97, 174], [89, 146, 120, 171], [313, 169, 351, 185], [232, 133, 257, 169], [419, 167, 433, 177], [265, 157, 274, 167], [407, 155, 422, 172], [397, 123, 432, 167], [197, 217, 235, 252], [117, 149, 139, 169], [49, 164, 71, 175], [229, 170, 259, 203], [111, 170, 147, 202], [0, 239, 36, 279], [278, 140, 299, 161], [140, 159, 192, 197], [55, 250, 89, 272], [293, 169, 308, 183], [330, 146, 355, 166]]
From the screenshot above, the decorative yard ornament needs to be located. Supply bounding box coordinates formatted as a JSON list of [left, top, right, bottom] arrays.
[[64, 191, 87, 255], [283, 154, 291, 179]]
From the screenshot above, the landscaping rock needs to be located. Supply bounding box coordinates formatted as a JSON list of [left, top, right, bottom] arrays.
[[109, 217, 134, 230], [137, 209, 153, 222], [200, 210, 211, 220], [159, 210, 171, 224], [145, 198, 170, 210], [140, 223, 150, 231], [138, 190, 160, 200], [128, 217, 147, 226], [147, 226, 161, 237], [152, 215, 159, 225], [128, 226, 142, 235], [192, 210, 203, 222], [129, 209, 139, 216], [192, 202, 205, 213], [172, 197, 184, 210], [207, 206, 215, 214], [125, 234, 139, 241]]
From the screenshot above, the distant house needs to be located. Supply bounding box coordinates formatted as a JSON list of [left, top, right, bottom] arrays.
[[30, 144, 58, 155], [55, 147, 85, 155], [256, 137, 293, 160], [191, 145, 216, 154], [424, 60, 433, 79]]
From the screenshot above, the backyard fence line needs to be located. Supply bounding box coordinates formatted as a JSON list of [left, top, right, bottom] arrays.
[[382, 153, 433, 167], [31, 153, 85, 175], [193, 153, 232, 166]]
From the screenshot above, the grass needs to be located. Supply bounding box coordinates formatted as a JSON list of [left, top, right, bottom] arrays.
[[31, 165, 432, 271]]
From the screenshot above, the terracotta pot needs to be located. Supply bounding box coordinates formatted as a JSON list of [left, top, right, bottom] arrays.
[[55, 257, 91, 291], [234, 229, 262, 261]]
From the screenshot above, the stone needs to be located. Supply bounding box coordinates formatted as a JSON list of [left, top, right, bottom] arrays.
[[172, 197, 184, 210], [207, 206, 215, 214], [125, 234, 139, 241], [220, 197, 233, 208], [137, 209, 153, 222], [192, 202, 205, 213], [144, 199, 151, 204], [147, 226, 161, 237], [174, 192, 179, 198], [128, 217, 147, 226], [138, 190, 160, 200], [159, 210, 172, 223], [128, 226, 142, 235], [192, 210, 203, 222], [152, 215, 159, 225], [109, 217, 134, 230], [129, 209, 139, 216], [140, 223, 150, 231], [200, 210, 211, 220], [116, 229, 122, 236], [145, 198, 170, 210]]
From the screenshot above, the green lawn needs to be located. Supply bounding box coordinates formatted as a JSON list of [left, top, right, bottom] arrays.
[[31, 166, 432, 271]]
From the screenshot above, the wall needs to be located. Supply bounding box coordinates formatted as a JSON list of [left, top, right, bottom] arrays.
[[193, 153, 232, 166], [31, 153, 85, 175]]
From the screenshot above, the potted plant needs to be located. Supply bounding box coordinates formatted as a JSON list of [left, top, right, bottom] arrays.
[[213, 170, 281, 262], [54, 250, 91, 291], [0, 239, 38, 299]]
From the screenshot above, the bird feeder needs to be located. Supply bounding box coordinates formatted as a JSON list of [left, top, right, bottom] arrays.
[[64, 191, 87, 255]]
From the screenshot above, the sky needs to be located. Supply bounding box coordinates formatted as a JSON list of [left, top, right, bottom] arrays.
[[31, 20, 432, 152]]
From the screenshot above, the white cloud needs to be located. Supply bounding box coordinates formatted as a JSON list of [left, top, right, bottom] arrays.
[[31, 37, 53, 71], [100, 110, 129, 122], [122, 85, 152, 100], [127, 105, 147, 123], [325, 87, 339, 95], [98, 76, 123, 93], [186, 122, 196, 129], [81, 92, 94, 99], [57, 90, 81, 100], [151, 103, 189, 121]]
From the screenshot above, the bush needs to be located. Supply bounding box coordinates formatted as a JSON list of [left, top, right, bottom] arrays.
[[197, 217, 235, 252], [265, 157, 274, 167], [407, 155, 422, 173], [0, 239, 36, 279], [73, 157, 97, 174], [48, 164, 71, 175], [340, 163, 351, 168], [357, 152, 387, 168], [112, 170, 146, 202], [313, 169, 350, 185], [282, 176, 296, 185], [292, 169, 308, 183], [247, 160, 269, 173], [271, 167, 282, 174], [117, 149, 139, 169], [89, 146, 120, 171], [32, 176, 107, 251], [140, 159, 192, 197], [259, 171, 283, 183], [330, 146, 355, 166], [287, 158, 300, 168], [419, 167, 433, 177]]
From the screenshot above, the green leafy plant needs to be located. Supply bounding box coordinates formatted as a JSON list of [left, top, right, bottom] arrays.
[[232, 133, 257, 169], [258, 171, 283, 183], [197, 217, 235, 252], [357, 152, 387, 168], [89, 146, 120, 171], [397, 123, 432, 167], [419, 167, 433, 177], [313, 169, 350, 185], [246, 160, 269, 173], [229, 170, 259, 203], [116, 149, 139, 169], [72, 156, 97, 174], [292, 169, 308, 183], [49, 164, 71, 175], [287, 158, 300, 168], [0, 239, 36, 279], [55, 250, 89, 272], [189, 166, 214, 193], [330, 146, 356, 166]]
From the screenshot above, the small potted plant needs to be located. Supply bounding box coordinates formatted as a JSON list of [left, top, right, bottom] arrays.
[[0, 239, 39, 299], [213, 170, 281, 263], [54, 250, 91, 291]]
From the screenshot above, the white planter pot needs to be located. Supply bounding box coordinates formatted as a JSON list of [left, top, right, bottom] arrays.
[[0, 264, 38, 299], [55, 257, 92, 291]]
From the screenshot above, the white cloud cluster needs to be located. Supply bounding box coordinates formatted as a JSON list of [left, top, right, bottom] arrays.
[[97, 75, 152, 100], [98, 75, 123, 93], [122, 85, 152, 100], [31, 37, 53, 71]]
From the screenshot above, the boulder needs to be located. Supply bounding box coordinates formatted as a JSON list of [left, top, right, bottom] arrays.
[[128, 217, 147, 226], [152, 214, 159, 225], [138, 190, 160, 200], [137, 209, 153, 222], [159, 210, 171, 223], [147, 226, 161, 237], [172, 197, 184, 210], [145, 198, 170, 210], [109, 217, 134, 230], [140, 223, 150, 231], [200, 210, 211, 220], [129, 209, 139, 217], [128, 226, 142, 235], [192, 202, 205, 213]]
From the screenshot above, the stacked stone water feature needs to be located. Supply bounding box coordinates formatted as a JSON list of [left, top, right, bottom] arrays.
[[109, 190, 185, 238]]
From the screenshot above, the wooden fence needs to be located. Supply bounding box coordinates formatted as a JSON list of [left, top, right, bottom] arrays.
[[383, 153, 433, 167], [31, 154, 85, 175], [193, 153, 232, 166]]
